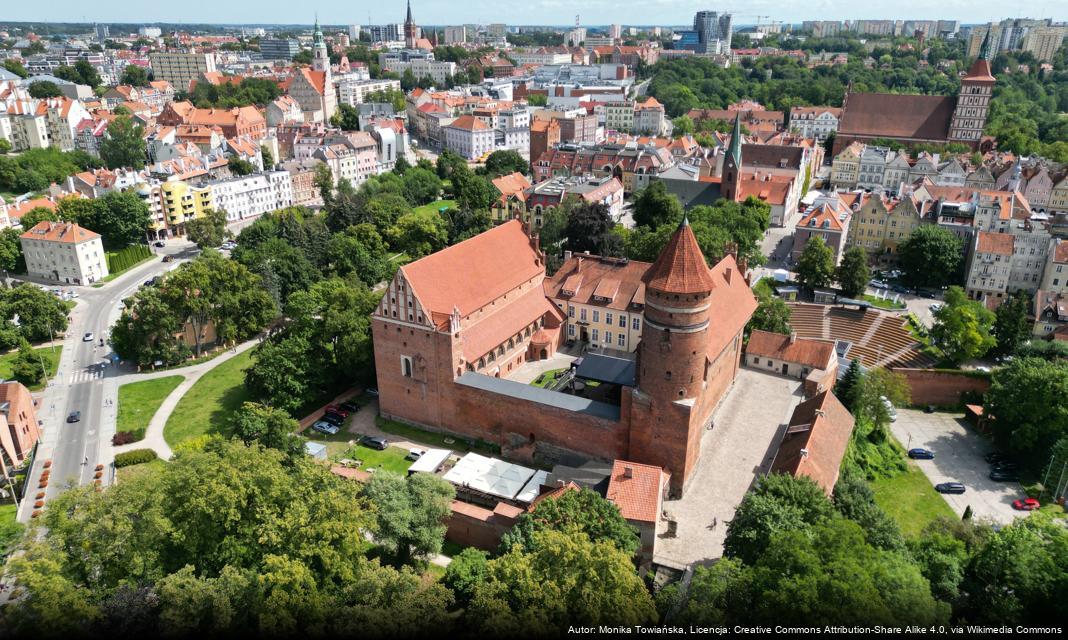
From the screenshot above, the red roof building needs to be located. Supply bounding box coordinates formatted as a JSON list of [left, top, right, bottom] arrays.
[[771, 390, 855, 495]]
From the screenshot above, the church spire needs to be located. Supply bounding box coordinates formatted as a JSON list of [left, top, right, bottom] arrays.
[[727, 114, 742, 169], [979, 28, 992, 61]]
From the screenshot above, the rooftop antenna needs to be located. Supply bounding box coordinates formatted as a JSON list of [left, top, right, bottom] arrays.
[[576, 15, 580, 27]]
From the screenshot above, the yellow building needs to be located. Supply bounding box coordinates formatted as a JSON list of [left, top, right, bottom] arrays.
[[161, 181, 214, 234], [844, 194, 923, 264], [830, 142, 862, 190]]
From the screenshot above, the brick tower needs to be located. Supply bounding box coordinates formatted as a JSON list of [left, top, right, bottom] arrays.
[[404, 1, 418, 49], [628, 218, 719, 494], [949, 30, 996, 149], [721, 114, 743, 202]]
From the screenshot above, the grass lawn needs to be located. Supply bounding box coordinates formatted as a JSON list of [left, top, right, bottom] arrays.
[[0, 503, 23, 556], [871, 463, 956, 537], [163, 351, 254, 446], [323, 438, 413, 474], [0, 346, 62, 392], [116, 458, 167, 484], [530, 368, 566, 388], [861, 294, 906, 310], [376, 416, 500, 455], [413, 199, 457, 216], [116, 375, 184, 440]]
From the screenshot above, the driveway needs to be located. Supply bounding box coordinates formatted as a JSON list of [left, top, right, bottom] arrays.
[[654, 368, 804, 567], [890, 408, 1025, 525]]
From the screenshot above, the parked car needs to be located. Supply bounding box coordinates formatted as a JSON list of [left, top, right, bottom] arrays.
[[339, 401, 360, 413], [869, 279, 888, 289], [985, 452, 1010, 464], [406, 449, 425, 461], [162, 255, 174, 263], [1012, 498, 1041, 511], [83, 332, 94, 342], [154, 240, 166, 248], [362, 436, 388, 450], [935, 482, 966, 494], [890, 284, 913, 294], [929, 303, 943, 313], [325, 404, 349, 418], [320, 412, 344, 426], [992, 461, 1019, 472], [989, 469, 1019, 482], [366, 387, 379, 397], [311, 421, 339, 435], [924, 405, 937, 414], [67, 411, 81, 423], [908, 448, 935, 460]]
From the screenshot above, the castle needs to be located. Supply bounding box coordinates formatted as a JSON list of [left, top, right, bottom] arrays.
[[371, 219, 757, 494]]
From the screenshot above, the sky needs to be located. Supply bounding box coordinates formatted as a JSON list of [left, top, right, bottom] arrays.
[[4, 1, 1066, 28]]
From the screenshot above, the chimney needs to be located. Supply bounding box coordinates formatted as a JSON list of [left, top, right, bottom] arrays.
[[799, 448, 809, 458], [724, 267, 732, 284], [790, 332, 797, 344], [623, 466, 633, 478], [563, 250, 573, 261]]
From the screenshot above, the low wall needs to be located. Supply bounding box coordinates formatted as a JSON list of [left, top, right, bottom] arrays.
[[446, 500, 523, 552], [892, 368, 991, 406]]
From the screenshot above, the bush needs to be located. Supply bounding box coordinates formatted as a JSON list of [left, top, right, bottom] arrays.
[[111, 431, 136, 446], [113, 448, 158, 467], [106, 244, 152, 274]]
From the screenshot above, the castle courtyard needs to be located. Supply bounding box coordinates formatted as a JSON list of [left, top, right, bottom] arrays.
[[653, 368, 805, 568]]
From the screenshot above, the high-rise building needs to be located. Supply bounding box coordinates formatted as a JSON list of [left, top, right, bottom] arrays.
[[259, 39, 301, 61], [348, 24, 361, 41], [1023, 25, 1068, 62], [367, 24, 403, 42], [609, 24, 622, 40], [95, 24, 109, 44], [444, 26, 467, 45], [678, 11, 732, 55], [149, 51, 217, 91]]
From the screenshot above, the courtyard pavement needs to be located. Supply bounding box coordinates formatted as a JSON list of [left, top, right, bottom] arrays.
[[890, 408, 1025, 525], [653, 368, 804, 568]]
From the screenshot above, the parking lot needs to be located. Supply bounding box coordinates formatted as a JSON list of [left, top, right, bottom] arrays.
[[890, 408, 1026, 525], [654, 368, 804, 567]]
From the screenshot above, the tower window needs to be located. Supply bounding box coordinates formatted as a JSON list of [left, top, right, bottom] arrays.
[[401, 356, 413, 378]]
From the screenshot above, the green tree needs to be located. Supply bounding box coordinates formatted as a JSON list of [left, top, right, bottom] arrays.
[[632, 180, 683, 230], [227, 156, 254, 176], [260, 145, 274, 170], [795, 235, 836, 290], [930, 286, 995, 364], [467, 530, 657, 635], [0, 139, 11, 154], [389, 209, 448, 258], [1, 283, 69, 342], [500, 488, 639, 556], [120, 65, 150, 86], [897, 225, 963, 288], [10, 342, 46, 386], [0, 227, 25, 273], [16, 207, 59, 231], [834, 359, 864, 412], [452, 168, 497, 212], [443, 548, 488, 608], [27, 80, 63, 98], [836, 246, 870, 298], [672, 114, 695, 136], [74, 60, 102, 88], [73, 190, 152, 249], [985, 357, 1068, 461], [230, 401, 303, 460], [325, 224, 393, 286], [401, 167, 443, 205], [748, 286, 792, 337], [100, 116, 147, 170], [329, 103, 361, 130], [724, 473, 835, 565], [993, 291, 1031, 357], [481, 150, 528, 177], [184, 208, 229, 249], [564, 201, 621, 256], [363, 472, 456, 565], [2, 59, 29, 79]]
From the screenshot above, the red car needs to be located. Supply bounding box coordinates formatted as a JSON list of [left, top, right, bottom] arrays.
[[325, 405, 349, 418], [1012, 498, 1040, 511]]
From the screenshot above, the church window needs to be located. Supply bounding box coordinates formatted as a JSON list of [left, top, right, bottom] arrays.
[[401, 356, 413, 378]]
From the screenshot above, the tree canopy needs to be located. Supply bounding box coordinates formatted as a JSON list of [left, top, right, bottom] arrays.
[[897, 224, 963, 289], [930, 286, 995, 365]]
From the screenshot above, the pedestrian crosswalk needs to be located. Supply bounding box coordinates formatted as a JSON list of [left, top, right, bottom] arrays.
[[68, 368, 106, 384]]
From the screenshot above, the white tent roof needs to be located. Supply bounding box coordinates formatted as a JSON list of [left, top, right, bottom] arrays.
[[407, 448, 452, 474], [515, 469, 550, 503], [443, 453, 538, 501]]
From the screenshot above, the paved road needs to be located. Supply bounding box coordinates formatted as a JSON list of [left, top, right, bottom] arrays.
[[17, 238, 198, 522], [890, 408, 1025, 525]]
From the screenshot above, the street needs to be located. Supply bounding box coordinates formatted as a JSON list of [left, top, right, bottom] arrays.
[[17, 238, 198, 522]]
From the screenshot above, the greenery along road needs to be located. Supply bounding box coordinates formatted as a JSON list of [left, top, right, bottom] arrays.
[[163, 350, 253, 446], [116, 375, 184, 441], [0, 346, 62, 391]]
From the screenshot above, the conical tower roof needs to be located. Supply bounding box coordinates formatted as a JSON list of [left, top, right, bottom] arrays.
[[643, 218, 716, 294], [727, 114, 742, 168], [963, 29, 996, 82]]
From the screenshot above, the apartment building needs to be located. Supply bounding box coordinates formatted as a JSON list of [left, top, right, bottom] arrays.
[[965, 231, 1014, 303], [336, 78, 402, 107], [204, 170, 294, 222], [544, 253, 649, 352], [19, 221, 108, 285], [443, 115, 494, 160], [788, 106, 842, 141], [149, 51, 217, 91], [312, 131, 380, 187], [160, 180, 215, 234], [0, 382, 40, 469]]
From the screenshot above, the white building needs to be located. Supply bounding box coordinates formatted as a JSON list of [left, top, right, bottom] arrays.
[[204, 171, 293, 222], [788, 106, 842, 141], [336, 77, 402, 107], [19, 221, 108, 285], [443, 115, 494, 160], [496, 108, 530, 153], [312, 131, 380, 187]]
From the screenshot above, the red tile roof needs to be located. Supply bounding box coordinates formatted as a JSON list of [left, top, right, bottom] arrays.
[[771, 390, 855, 495], [746, 330, 837, 370], [976, 231, 1014, 256], [447, 115, 490, 131], [491, 172, 532, 205], [839, 92, 955, 141], [19, 221, 100, 244], [459, 287, 561, 363], [545, 255, 650, 311], [706, 256, 758, 358], [401, 220, 544, 323], [606, 460, 665, 523], [643, 221, 717, 294]]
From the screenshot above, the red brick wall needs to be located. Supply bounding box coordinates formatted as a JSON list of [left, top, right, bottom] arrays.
[[892, 368, 991, 406], [445, 502, 520, 552]]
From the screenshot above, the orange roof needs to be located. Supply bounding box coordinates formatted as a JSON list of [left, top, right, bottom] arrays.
[[643, 220, 717, 294], [737, 174, 792, 205], [400, 220, 544, 322], [5, 197, 62, 220], [19, 221, 100, 244], [798, 203, 845, 231], [976, 231, 1014, 256], [771, 390, 855, 495], [706, 255, 758, 358], [545, 255, 650, 312], [460, 287, 561, 363], [1052, 240, 1068, 264], [297, 68, 328, 96], [606, 460, 666, 523], [491, 172, 531, 204], [746, 330, 836, 369], [447, 115, 489, 131]]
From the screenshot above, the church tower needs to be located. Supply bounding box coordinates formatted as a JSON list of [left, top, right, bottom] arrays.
[[949, 31, 995, 149], [721, 115, 743, 202], [628, 218, 719, 493], [404, 1, 418, 49]]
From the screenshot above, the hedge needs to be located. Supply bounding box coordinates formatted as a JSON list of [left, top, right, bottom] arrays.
[[114, 448, 158, 468], [106, 244, 153, 275]]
